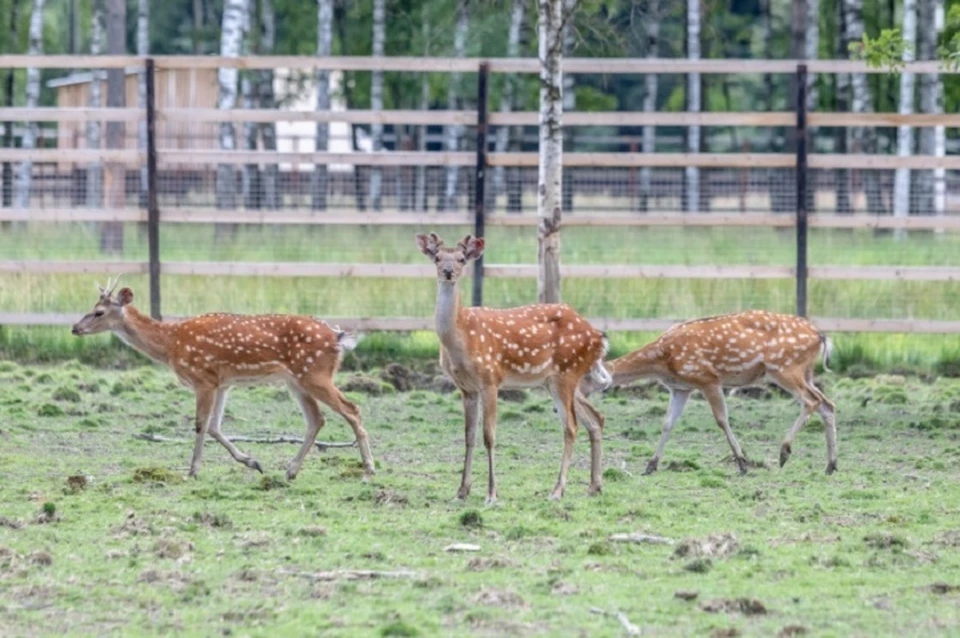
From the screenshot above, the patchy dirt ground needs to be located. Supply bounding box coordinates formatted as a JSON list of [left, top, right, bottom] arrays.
[[1, 360, 960, 636]]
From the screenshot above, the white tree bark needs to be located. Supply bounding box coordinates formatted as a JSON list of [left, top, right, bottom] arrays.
[[685, 0, 700, 213], [918, 0, 945, 220], [241, 73, 258, 207], [893, 0, 917, 235], [312, 0, 333, 210], [86, 0, 104, 209], [933, 0, 946, 219], [442, 0, 468, 212], [537, 0, 564, 304], [639, 0, 659, 211], [493, 0, 527, 210], [369, 0, 385, 211], [414, 5, 430, 212], [258, 0, 278, 210], [137, 0, 149, 205], [14, 0, 45, 209], [216, 0, 249, 211]]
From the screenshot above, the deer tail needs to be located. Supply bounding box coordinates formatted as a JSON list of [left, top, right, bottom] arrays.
[[582, 331, 613, 396], [819, 333, 833, 373]]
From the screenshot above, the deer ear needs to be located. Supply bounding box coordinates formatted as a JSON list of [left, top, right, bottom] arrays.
[[116, 287, 134, 306], [462, 236, 485, 261], [415, 232, 443, 257]]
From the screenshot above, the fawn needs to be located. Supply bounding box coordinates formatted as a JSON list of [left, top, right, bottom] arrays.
[[416, 232, 612, 503], [71, 279, 376, 481], [581, 310, 836, 475]]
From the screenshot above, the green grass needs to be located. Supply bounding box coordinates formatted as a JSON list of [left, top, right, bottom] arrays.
[[3, 222, 960, 369], [2, 361, 960, 636]]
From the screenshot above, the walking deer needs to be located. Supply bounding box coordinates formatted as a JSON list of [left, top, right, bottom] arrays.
[[71, 279, 375, 481], [416, 233, 612, 503], [581, 310, 836, 476]]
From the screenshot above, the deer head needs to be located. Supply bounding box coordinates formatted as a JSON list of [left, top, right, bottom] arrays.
[[416, 233, 485, 284], [72, 278, 133, 336]]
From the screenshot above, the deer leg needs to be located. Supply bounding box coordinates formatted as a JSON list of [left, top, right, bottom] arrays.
[[457, 390, 480, 500], [304, 380, 375, 480], [205, 388, 263, 474], [701, 383, 749, 475], [646, 389, 691, 475], [479, 385, 499, 505], [771, 370, 827, 471], [574, 389, 604, 496], [285, 388, 326, 480], [809, 382, 838, 474], [548, 378, 579, 501], [188, 387, 217, 478]]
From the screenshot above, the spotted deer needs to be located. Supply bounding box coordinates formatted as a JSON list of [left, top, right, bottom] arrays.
[[416, 233, 612, 504], [581, 310, 836, 476], [71, 279, 375, 481]]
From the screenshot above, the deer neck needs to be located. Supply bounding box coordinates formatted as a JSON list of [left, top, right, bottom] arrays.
[[115, 305, 174, 365], [611, 344, 664, 383], [435, 280, 468, 359]]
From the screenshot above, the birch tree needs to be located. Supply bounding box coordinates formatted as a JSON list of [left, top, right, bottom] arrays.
[[638, 0, 659, 212], [561, 0, 576, 214], [311, 0, 333, 210], [258, 0, 278, 210], [241, 73, 259, 208], [101, 0, 126, 252], [369, 0, 385, 211], [216, 0, 249, 218], [843, 0, 884, 215], [14, 0, 45, 209], [917, 0, 945, 219], [86, 0, 104, 210], [685, 0, 700, 214], [441, 0, 468, 212], [414, 3, 430, 211], [893, 0, 917, 235], [493, 0, 527, 214], [537, 0, 565, 304], [2, 0, 19, 208], [137, 0, 149, 206]]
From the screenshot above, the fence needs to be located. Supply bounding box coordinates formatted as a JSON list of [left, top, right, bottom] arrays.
[[2, 55, 960, 335]]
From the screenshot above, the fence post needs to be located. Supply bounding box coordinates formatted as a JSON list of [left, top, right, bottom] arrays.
[[795, 63, 808, 318], [472, 61, 490, 307], [145, 58, 161, 319]]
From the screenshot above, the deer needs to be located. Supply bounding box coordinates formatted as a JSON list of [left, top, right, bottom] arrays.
[[580, 310, 837, 476], [416, 232, 613, 504], [71, 278, 376, 482]]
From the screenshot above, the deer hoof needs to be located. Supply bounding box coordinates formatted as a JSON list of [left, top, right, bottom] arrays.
[[484, 495, 498, 506], [642, 459, 659, 476], [249, 459, 264, 474], [456, 486, 471, 500], [779, 444, 792, 468], [587, 483, 603, 497], [826, 461, 837, 475]]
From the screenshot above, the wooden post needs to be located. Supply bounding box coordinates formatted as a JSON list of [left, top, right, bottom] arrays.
[[795, 63, 808, 318], [472, 61, 490, 307], [145, 58, 161, 319]]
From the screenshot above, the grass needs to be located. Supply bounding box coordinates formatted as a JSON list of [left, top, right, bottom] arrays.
[[3, 221, 960, 373], [2, 360, 960, 636]]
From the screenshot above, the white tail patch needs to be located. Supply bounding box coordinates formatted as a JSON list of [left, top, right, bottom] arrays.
[[820, 335, 833, 372], [336, 329, 360, 353]]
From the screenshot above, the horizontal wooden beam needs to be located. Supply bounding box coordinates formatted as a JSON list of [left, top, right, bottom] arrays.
[[810, 266, 960, 281], [2, 312, 958, 334], [807, 112, 960, 127], [808, 154, 960, 170], [156, 150, 478, 166], [0, 107, 142, 122], [0, 148, 142, 164]]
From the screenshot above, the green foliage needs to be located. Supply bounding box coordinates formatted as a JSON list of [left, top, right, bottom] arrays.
[[850, 29, 911, 73]]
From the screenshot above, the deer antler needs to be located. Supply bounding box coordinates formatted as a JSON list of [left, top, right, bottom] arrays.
[[97, 275, 123, 299]]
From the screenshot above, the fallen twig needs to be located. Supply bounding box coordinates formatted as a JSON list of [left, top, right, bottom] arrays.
[[608, 532, 674, 545], [444, 543, 481, 553], [589, 607, 641, 636], [133, 433, 357, 450], [279, 569, 418, 581]]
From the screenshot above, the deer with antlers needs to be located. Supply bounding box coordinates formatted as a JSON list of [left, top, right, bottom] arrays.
[[71, 278, 375, 481], [580, 310, 836, 476], [416, 233, 612, 504]]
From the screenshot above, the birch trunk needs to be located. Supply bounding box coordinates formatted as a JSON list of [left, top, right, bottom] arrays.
[[561, 0, 576, 214], [638, 0, 659, 212], [893, 0, 917, 236], [685, 0, 700, 214], [258, 0, 278, 210], [933, 0, 946, 220], [493, 0, 526, 213], [216, 0, 248, 220], [537, 0, 563, 304], [441, 0, 468, 212], [311, 0, 333, 210], [369, 0, 385, 211], [1, 0, 18, 209], [843, 0, 884, 215], [86, 0, 104, 210], [100, 0, 125, 252], [14, 0, 45, 210], [917, 0, 943, 219], [241, 74, 260, 208], [414, 4, 430, 211], [137, 0, 149, 207]]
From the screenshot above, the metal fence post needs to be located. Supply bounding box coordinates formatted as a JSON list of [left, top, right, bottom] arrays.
[[472, 61, 490, 307], [795, 63, 808, 318], [145, 58, 161, 319]]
